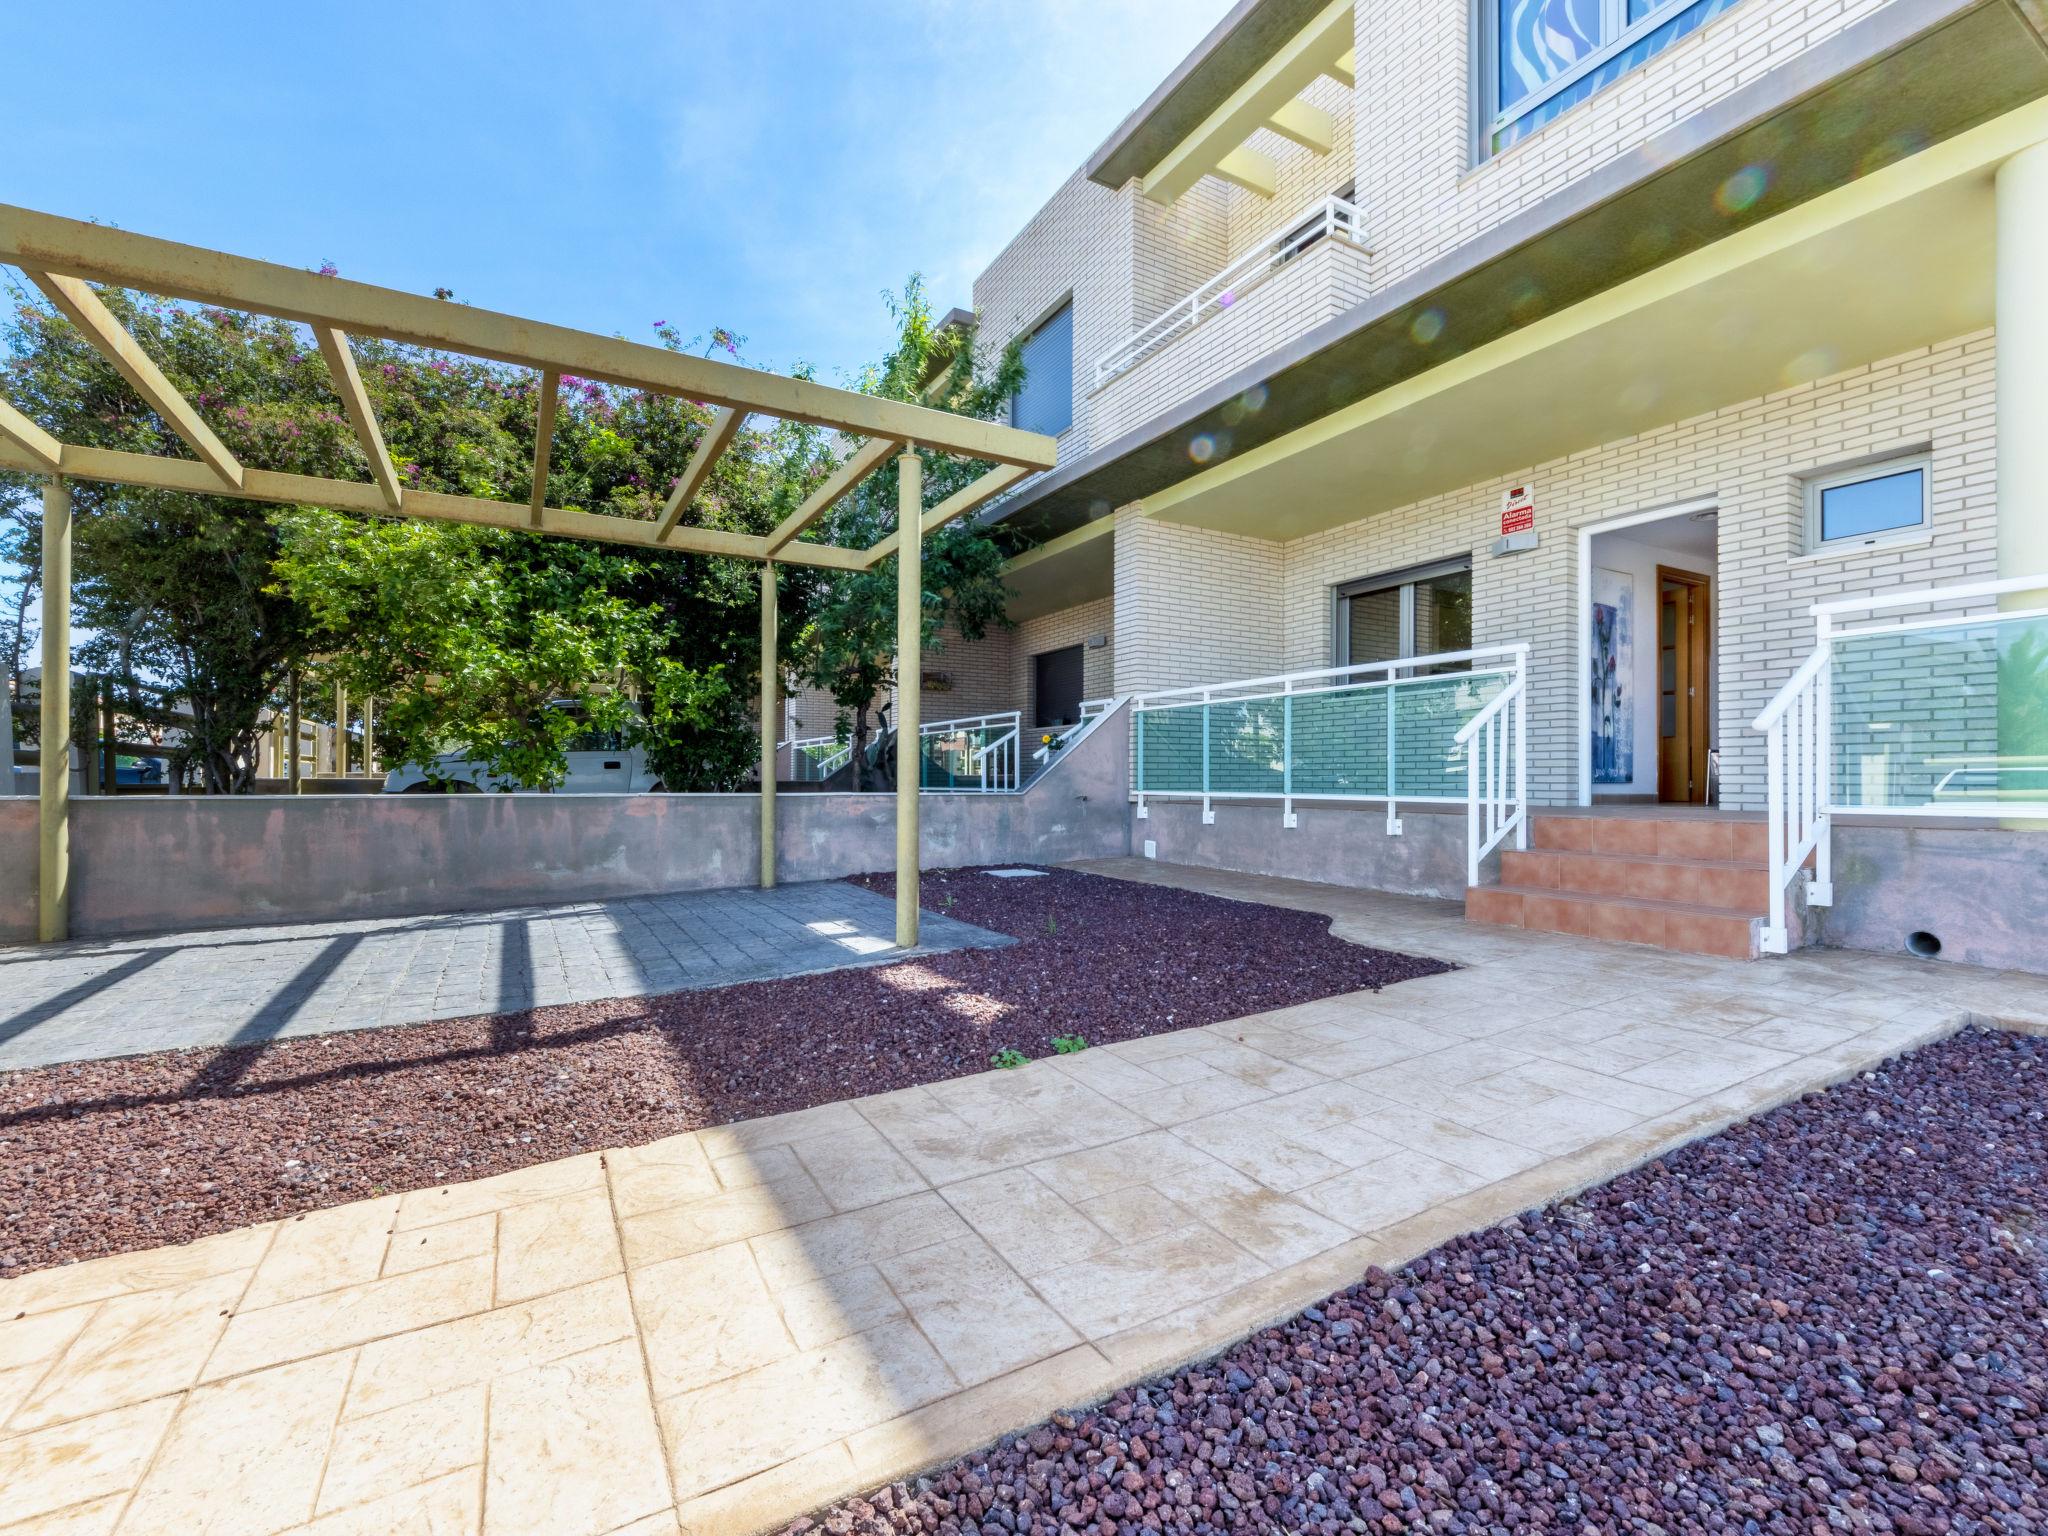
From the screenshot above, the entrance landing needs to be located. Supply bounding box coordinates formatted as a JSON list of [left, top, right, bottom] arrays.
[[0, 883, 1010, 1073], [4, 861, 2042, 1536]]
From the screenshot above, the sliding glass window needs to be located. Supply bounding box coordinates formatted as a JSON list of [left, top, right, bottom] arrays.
[[1334, 560, 1473, 675], [1481, 0, 1744, 154]]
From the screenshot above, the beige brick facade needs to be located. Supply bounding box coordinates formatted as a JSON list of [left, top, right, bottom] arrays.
[[1107, 330, 1996, 810]]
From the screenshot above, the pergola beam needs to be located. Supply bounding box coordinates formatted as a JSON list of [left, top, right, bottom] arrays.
[[655, 406, 742, 542], [0, 204, 1057, 471], [529, 369, 559, 528], [0, 393, 62, 472], [765, 435, 901, 556], [0, 437, 869, 571], [859, 462, 1034, 567], [314, 326, 403, 511], [25, 268, 246, 489]]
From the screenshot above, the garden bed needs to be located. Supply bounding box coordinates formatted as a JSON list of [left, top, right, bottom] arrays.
[[788, 1024, 2048, 1536], [0, 867, 1447, 1277]]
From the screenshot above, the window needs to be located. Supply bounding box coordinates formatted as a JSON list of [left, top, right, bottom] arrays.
[[1011, 302, 1073, 438], [1334, 559, 1473, 671], [1479, 0, 1743, 155], [1804, 456, 1931, 552]]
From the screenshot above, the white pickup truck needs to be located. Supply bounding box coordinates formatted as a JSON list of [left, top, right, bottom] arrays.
[[382, 723, 662, 793]]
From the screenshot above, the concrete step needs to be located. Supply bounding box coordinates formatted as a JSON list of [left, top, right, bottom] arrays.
[[1465, 884, 1764, 960], [1499, 847, 1769, 913], [1529, 813, 1768, 865]]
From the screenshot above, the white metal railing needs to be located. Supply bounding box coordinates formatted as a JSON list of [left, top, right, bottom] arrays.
[[1131, 645, 1529, 879], [1751, 571, 2048, 954], [779, 733, 852, 783], [1093, 194, 1368, 387], [1030, 698, 1114, 764], [1455, 668, 1529, 885], [919, 710, 1021, 793]]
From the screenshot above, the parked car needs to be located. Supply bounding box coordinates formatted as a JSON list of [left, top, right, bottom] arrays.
[[383, 718, 662, 793]]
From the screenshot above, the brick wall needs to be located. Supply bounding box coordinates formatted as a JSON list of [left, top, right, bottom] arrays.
[[1112, 330, 1997, 810], [1357, 0, 1895, 294], [1113, 513, 1288, 695]]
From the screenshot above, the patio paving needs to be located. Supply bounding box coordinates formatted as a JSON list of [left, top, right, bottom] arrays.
[[3, 859, 2045, 1536], [0, 881, 1012, 1073]]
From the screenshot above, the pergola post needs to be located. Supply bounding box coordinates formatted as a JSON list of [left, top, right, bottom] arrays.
[[287, 672, 302, 794], [759, 560, 778, 889], [334, 683, 349, 776], [894, 449, 922, 949], [361, 697, 376, 779], [38, 477, 71, 943]]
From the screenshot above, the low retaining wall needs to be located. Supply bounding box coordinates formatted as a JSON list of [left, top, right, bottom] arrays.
[[1816, 821, 2048, 973], [1132, 798, 1472, 901], [0, 708, 1132, 942]]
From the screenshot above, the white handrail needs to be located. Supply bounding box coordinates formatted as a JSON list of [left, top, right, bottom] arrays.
[[1752, 569, 2048, 954], [1750, 647, 1828, 733], [1131, 645, 1528, 857], [1131, 644, 1527, 709], [1093, 194, 1368, 386], [1454, 671, 1529, 887]]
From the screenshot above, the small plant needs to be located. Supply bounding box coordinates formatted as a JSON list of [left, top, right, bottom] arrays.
[[941, 893, 956, 913], [1044, 913, 1058, 936], [990, 1047, 1028, 1070], [1051, 1034, 1088, 1055]]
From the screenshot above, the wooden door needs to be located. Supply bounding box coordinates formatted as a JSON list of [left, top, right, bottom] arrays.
[[1656, 567, 1711, 804]]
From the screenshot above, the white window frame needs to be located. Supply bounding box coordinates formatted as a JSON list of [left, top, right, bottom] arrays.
[[1802, 454, 1932, 554]]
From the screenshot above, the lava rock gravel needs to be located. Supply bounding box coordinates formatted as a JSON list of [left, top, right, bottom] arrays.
[[786, 1025, 2048, 1536], [1, 867, 1444, 1277]]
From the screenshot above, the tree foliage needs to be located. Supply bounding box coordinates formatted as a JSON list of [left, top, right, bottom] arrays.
[[790, 278, 1024, 787], [1, 269, 1021, 796]]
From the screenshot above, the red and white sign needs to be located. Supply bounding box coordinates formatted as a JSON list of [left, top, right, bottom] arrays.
[[1500, 484, 1536, 536]]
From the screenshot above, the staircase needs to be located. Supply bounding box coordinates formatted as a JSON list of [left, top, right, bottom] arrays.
[[1465, 811, 1790, 959]]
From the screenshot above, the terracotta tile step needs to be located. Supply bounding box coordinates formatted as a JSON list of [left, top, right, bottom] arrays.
[[1499, 848, 1769, 913], [1465, 884, 1762, 960], [1530, 814, 1768, 864]]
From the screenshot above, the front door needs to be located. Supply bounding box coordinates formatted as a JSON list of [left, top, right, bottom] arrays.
[[1656, 567, 1711, 804], [1033, 645, 1085, 727]]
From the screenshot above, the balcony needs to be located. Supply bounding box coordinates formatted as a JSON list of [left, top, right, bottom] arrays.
[[1090, 193, 1370, 444]]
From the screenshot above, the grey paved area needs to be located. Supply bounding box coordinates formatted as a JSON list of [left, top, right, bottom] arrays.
[[0, 882, 1010, 1072]]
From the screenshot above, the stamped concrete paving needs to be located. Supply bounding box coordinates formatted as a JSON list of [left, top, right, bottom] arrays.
[[0, 881, 1010, 1073], [3, 859, 2045, 1536]]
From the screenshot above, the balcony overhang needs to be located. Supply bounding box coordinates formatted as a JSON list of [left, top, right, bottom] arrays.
[[1145, 97, 2034, 538], [1086, 0, 1343, 192], [1003, 516, 1115, 622], [991, 0, 2048, 550]]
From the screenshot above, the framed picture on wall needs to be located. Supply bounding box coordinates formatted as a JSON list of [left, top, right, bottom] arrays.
[[1591, 567, 1634, 785]]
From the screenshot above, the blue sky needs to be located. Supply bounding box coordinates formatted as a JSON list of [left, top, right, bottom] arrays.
[[2, 0, 1220, 383]]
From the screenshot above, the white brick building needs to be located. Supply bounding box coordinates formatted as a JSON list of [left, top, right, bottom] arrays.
[[889, 0, 2048, 961]]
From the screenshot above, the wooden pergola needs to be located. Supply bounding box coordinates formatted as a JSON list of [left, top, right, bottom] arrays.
[[0, 204, 1057, 948]]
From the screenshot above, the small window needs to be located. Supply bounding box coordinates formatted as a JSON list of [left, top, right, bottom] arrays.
[[1334, 559, 1473, 672], [1011, 302, 1073, 439], [1804, 457, 1930, 552]]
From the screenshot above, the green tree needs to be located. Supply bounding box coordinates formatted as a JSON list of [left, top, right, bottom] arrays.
[[790, 278, 1024, 787]]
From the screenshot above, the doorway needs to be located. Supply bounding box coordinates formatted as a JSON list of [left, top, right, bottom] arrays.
[[1656, 566, 1711, 804], [1033, 644, 1085, 727], [1578, 499, 1718, 805]]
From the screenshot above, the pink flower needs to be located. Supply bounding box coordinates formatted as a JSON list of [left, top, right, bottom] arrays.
[[317, 262, 338, 278]]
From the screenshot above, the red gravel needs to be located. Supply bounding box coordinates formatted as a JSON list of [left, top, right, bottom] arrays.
[[0, 867, 1445, 1277], [787, 1024, 2048, 1536]]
